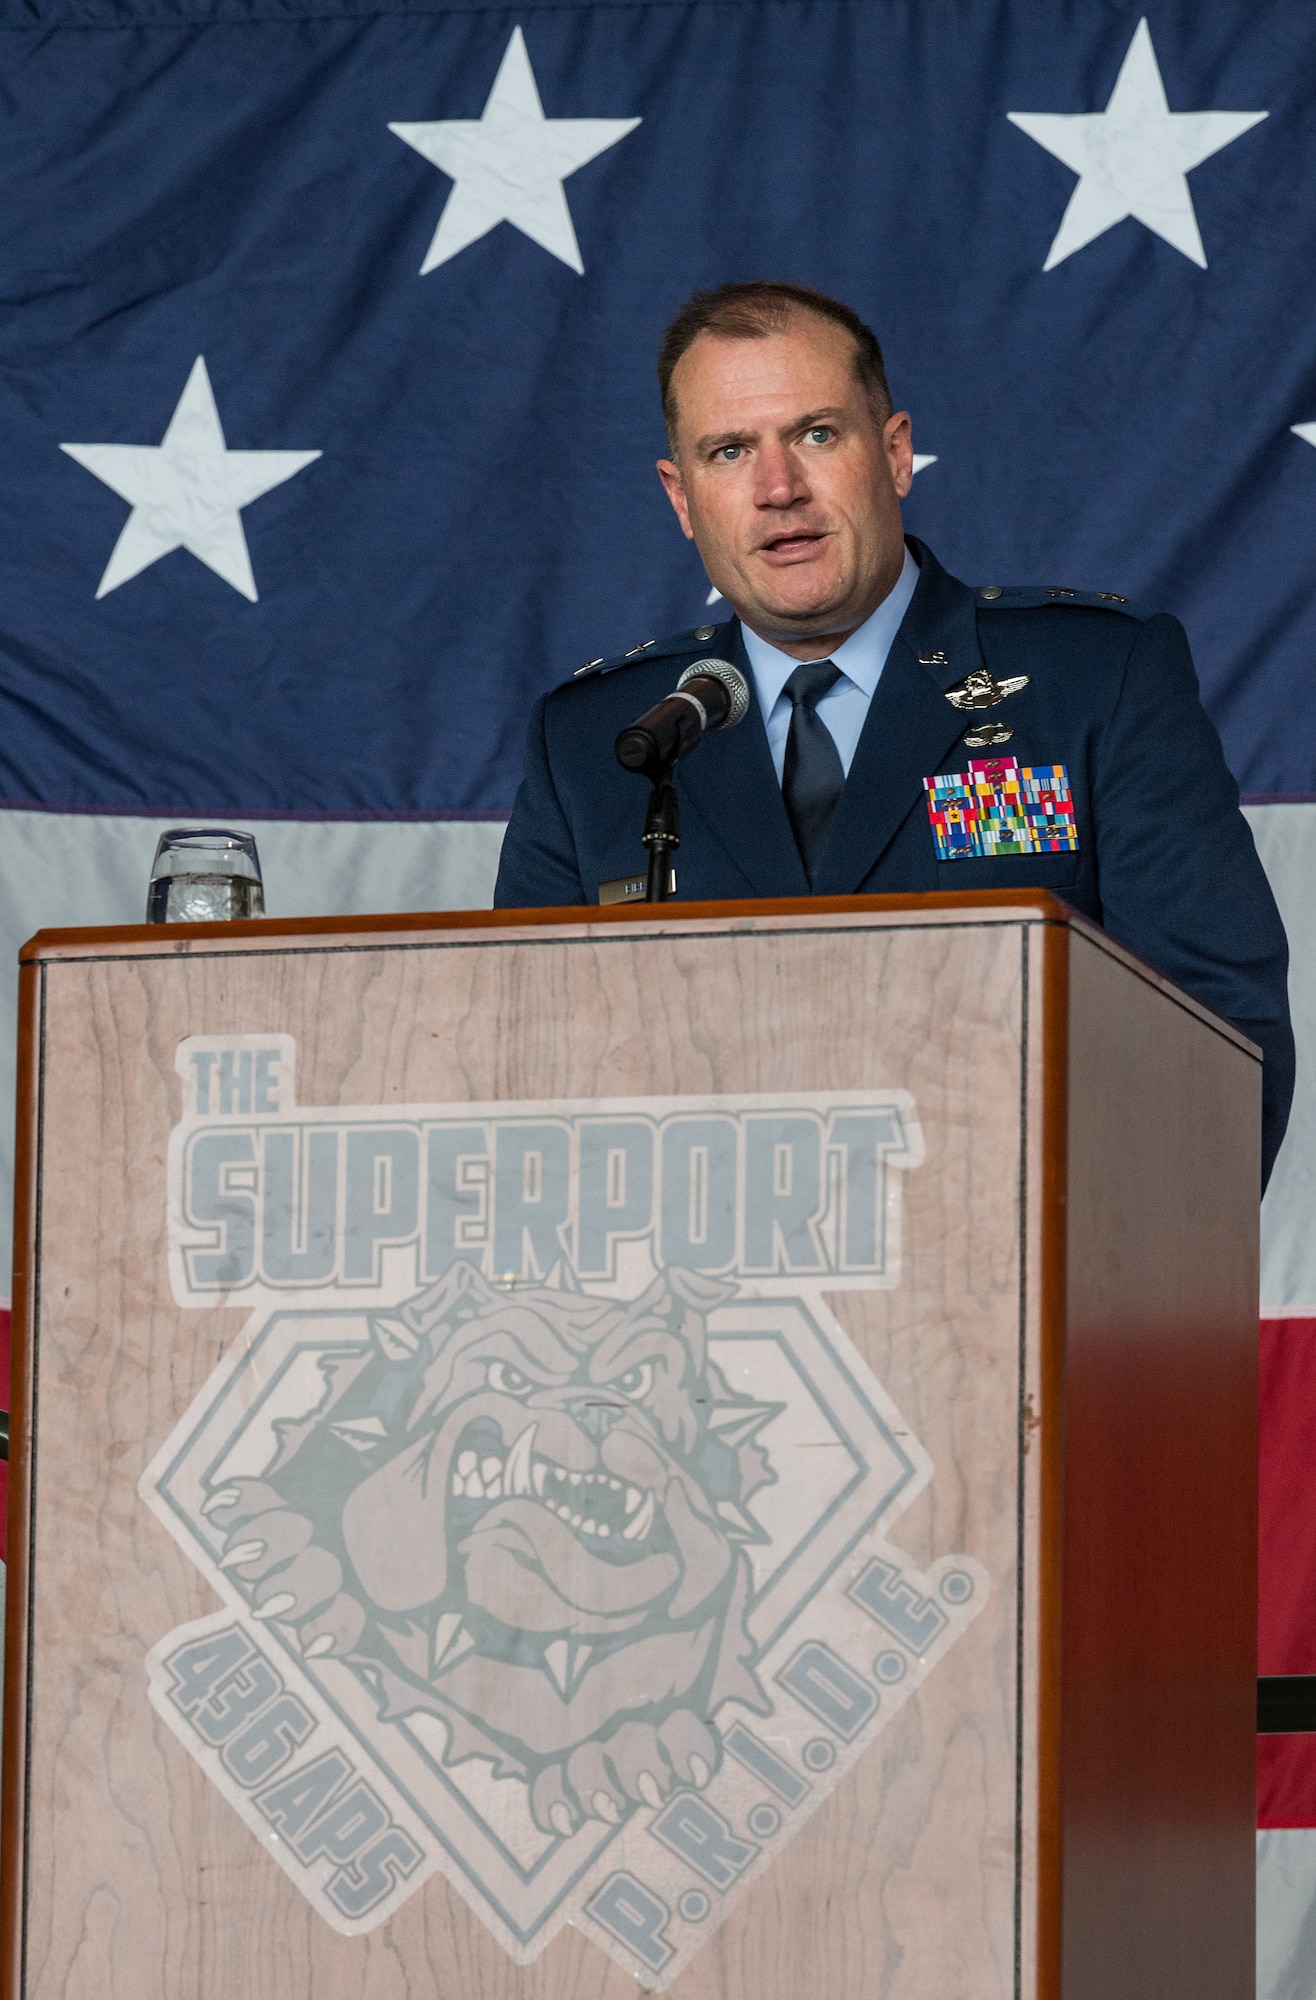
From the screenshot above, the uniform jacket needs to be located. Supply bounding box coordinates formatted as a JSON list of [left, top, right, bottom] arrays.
[[495, 537, 1294, 1182]]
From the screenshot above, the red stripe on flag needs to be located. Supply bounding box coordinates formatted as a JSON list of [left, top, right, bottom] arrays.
[[1259, 1318, 1316, 1826], [1259, 1737, 1316, 1830], [1261, 1318, 1316, 1676]]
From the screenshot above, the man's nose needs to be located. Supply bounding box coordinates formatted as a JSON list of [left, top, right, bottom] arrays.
[[755, 443, 808, 507], [571, 1397, 626, 1438]]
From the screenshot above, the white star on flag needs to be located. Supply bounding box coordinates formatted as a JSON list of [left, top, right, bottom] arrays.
[[390, 26, 641, 276], [1008, 18, 1267, 270], [705, 454, 939, 603], [61, 357, 320, 601], [1293, 423, 1316, 449]]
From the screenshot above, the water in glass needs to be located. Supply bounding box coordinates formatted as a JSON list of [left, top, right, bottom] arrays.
[[147, 829, 265, 923]]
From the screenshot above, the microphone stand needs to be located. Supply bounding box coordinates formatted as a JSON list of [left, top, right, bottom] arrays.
[[616, 660, 749, 903], [641, 769, 679, 902]]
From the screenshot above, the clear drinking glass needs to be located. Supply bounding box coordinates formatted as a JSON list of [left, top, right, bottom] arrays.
[[146, 829, 265, 924]]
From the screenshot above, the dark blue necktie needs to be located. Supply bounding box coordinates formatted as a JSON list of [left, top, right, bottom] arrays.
[[782, 660, 844, 883]]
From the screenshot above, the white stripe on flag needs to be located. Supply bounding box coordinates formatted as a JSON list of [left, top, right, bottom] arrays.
[[1259, 1828, 1316, 1999]]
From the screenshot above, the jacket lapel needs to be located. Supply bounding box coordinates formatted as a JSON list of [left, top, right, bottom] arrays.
[[676, 622, 811, 896], [813, 539, 986, 895]]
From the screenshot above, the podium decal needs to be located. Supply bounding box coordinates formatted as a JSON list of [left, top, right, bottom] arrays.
[[141, 1035, 987, 1986]]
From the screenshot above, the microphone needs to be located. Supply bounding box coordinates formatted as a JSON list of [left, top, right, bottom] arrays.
[[614, 659, 751, 779]]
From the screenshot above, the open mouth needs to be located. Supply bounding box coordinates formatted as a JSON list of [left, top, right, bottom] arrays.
[[760, 530, 825, 559], [450, 1420, 660, 1547]]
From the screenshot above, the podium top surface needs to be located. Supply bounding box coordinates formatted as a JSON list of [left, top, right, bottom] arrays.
[[17, 889, 1259, 1056], [19, 887, 1073, 959]]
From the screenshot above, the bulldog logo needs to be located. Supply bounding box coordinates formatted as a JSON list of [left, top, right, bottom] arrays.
[[144, 1058, 985, 1986], [203, 1262, 774, 1833]]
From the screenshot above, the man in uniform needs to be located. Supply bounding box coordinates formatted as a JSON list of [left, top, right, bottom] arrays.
[[494, 281, 1293, 1182]]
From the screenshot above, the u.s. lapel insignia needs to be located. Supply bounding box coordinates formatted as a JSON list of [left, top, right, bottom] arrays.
[[944, 668, 1029, 711]]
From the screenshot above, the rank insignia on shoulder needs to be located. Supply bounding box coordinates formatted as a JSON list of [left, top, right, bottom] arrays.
[[924, 758, 1078, 862], [944, 668, 1029, 711]]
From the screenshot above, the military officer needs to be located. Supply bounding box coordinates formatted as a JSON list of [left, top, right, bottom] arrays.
[[493, 281, 1293, 1182]]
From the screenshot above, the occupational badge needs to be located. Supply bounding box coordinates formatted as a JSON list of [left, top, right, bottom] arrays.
[[943, 668, 1029, 711], [961, 721, 1013, 749]]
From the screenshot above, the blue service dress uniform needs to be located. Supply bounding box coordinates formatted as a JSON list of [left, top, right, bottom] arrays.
[[494, 537, 1294, 1183]]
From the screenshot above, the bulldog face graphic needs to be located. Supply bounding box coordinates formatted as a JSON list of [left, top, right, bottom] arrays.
[[205, 1262, 776, 1833]]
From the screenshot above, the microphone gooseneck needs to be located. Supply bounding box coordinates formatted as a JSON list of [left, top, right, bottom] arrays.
[[614, 659, 750, 780]]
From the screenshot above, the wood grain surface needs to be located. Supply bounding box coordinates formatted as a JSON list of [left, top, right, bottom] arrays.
[[1058, 929, 1260, 2000], [0, 900, 1259, 2000]]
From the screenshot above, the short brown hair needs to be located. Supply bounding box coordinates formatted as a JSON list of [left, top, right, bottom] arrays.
[[657, 281, 893, 455]]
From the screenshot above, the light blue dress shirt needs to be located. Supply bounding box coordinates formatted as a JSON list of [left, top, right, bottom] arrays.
[[739, 545, 920, 781]]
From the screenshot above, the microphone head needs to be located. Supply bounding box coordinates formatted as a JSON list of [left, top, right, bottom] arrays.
[[677, 658, 750, 732]]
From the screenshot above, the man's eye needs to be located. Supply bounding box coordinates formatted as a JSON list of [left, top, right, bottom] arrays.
[[715, 444, 742, 461], [615, 1363, 654, 1400], [487, 1361, 533, 1396], [806, 426, 833, 444]]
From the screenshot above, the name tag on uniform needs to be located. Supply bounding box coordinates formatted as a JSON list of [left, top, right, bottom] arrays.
[[599, 870, 675, 903], [924, 757, 1078, 861]]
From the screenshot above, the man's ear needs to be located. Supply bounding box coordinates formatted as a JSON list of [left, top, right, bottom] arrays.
[[657, 458, 696, 541], [884, 412, 915, 501]]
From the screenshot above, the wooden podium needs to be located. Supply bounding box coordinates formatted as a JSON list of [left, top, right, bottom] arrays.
[[1, 892, 1258, 2000]]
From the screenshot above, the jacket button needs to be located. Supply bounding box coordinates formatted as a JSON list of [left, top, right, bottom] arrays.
[[979, 585, 1003, 600], [695, 624, 716, 640]]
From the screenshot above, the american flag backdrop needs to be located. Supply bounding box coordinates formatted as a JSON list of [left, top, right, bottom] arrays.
[[0, 0, 1314, 1979]]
